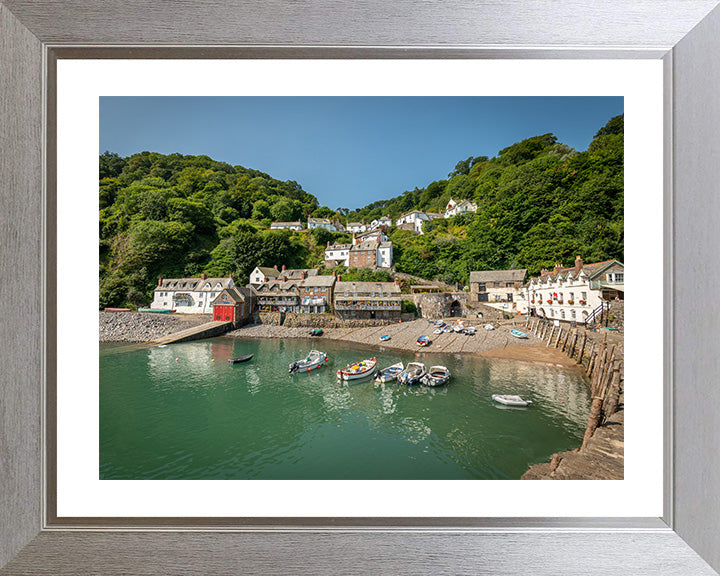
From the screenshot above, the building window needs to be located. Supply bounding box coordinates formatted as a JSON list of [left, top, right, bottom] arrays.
[[550, 309, 555, 317], [494, 282, 501, 287], [571, 310, 576, 319], [561, 310, 566, 319], [478, 283, 486, 292], [581, 291, 587, 300]]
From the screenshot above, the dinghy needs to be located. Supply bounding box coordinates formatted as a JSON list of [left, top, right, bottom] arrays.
[[380, 334, 391, 342], [443, 325, 453, 333], [374, 362, 404, 383], [465, 326, 477, 335], [397, 362, 426, 386], [485, 324, 495, 331], [509, 329, 528, 339], [228, 354, 254, 364], [309, 328, 323, 336], [433, 328, 443, 335], [337, 358, 377, 381], [492, 394, 532, 407], [416, 335, 431, 347], [289, 350, 328, 373], [422, 365, 450, 387]]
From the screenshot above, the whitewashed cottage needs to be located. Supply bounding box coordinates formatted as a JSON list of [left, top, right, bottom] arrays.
[[151, 274, 235, 314]]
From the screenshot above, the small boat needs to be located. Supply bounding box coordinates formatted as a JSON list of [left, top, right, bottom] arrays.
[[465, 326, 477, 335], [453, 321, 465, 333], [442, 325, 453, 333], [228, 354, 254, 364], [422, 365, 450, 387], [337, 358, 377, 380], [156, 344, 168, 348], [492, 394, 532, 407], [374, 362, 404, 383], [433, 328, 443, 335], [509, 329, 528, 339], [434, 320, 445, 327], [380, 334, 391, 342], [289, 350, 328, 373], [138, 308, 173, 314], [416, 335, 431, 347], [309, 328, 323, 336], [397, 362, 426, 386], [485, 324, 495, 331]]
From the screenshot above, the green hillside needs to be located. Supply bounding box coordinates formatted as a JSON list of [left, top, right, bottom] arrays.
[[99, 115, 623, 308]]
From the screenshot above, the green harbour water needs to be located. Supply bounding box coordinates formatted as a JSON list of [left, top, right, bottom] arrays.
[[100, 336, 591, 480]]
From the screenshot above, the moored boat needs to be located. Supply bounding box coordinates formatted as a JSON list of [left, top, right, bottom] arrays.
[[422, 365, 450, 387], [289, 350, 328, 373], [465, 326, 477, 335], [228, 354, 254, 364], [442, 325, 453, 333], [374, 362, 404, 383], [380, 334, 391, 342], [397, 362, 426, 385], [433, 328, 443, 335], [485, 324, 495, 331], [337, 357, 377, 380], [309, 328, 323, 336], [509, 329, 528, 339], [138, 308, 173, 314], [492, 394, 532, 407], [416, 335, 431, 347]]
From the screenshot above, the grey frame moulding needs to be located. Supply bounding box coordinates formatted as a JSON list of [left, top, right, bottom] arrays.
[[1, 1, 720, 574]]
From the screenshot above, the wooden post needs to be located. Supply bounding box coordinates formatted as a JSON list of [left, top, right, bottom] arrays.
[[578, 333, 587, 364], [586, 342, 597, 377], [603, 363, 623, 420], [569, 332, 578, 358], [546, 325, 555, 346], [554, 327, 562, 348], [562, 330, 571, 352], [581, 396, 604, 450]]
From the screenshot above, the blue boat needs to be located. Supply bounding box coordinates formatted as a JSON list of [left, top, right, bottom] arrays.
[[380, 335, 391, 342], [416, 335, 431, 347], [509, 329, 528, 339]]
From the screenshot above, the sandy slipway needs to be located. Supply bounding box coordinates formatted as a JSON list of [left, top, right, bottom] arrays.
[[227, 318, 578, 367]]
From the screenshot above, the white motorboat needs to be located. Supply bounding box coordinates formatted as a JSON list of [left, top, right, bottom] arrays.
[[484, 324, 495, 331], [289, 350, 328, 373], [374, 362, 404, 383], [397, 362, 426, 386], [337, 357, 377, 380], [465, 326, 477, 335], [492, 394, 533, 407], [422, 365, 450, 387]]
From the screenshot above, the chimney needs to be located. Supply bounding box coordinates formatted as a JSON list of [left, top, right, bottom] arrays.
[[541, 268, 548, 275], [200, 273, 206, 280], [574, 255, 583, 273], [283, 275, 288, 281], [394, 278, 400, 286], [333, 271, 337, 277], [282, 264, 286, 271], [352, 233, 358, 246], [264, 277, 268, 282], [553, 263, 563, 274], [158, 277, 162, 286], [327, 241, 330, 248], [273, 265, 278, 270]]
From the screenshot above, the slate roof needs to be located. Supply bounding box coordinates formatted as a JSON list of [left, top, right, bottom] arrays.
[[157, 277, 233, 291], [469, 269, 527, 283], [335, 281, 401, 295]]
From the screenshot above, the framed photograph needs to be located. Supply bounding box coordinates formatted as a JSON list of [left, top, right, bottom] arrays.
[[2, 1, 720, 574]]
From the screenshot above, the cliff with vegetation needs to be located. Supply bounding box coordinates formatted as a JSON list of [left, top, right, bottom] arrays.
[[99, 115, 623, 308]]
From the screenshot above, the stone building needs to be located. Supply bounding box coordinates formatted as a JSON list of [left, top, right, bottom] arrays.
[[324, 230, 393, 269], [298, 274, 337, 313], [468, 269, 528, 314], [333, 280, 402, 320], [211, 287, 255, 325], [307, 217, 343, 232], [270, 221, 304, 231]]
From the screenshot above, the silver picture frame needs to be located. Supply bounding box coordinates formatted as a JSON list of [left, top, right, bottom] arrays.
[[2, 1, 720, 574]]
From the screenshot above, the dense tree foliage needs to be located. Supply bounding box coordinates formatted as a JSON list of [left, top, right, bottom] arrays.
[[99, 115, 623, 307]]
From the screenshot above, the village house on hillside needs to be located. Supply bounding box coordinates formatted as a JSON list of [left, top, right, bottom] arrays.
[[254, 270, 335, 313], [324, 230, 393, 269], [395, 210, 443, 234], [307, 217, 343, 232], [249, 265, 318, 286], [151, 274, 235, 313], [444, 198, 478, 219], [270, 221, 304, 231], [345, 221, 368, 234], [369, 215, 392, 230], [469, 269, 528, 314], [526, 256, 624, 324], [334, 280, 402, 320], [298, 275, 337, 313]]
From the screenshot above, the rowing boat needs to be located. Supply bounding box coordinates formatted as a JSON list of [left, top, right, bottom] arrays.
[[336, 358, 377, 380]]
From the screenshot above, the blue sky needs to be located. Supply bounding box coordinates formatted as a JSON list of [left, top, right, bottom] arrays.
[[100, 96, 623, 210]]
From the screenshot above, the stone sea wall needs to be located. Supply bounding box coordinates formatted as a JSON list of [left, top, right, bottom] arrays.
[[99, 312, 210, 342], [257, 311, 407, 329]]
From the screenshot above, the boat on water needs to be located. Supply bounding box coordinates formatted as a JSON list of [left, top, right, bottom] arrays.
[[492, 394, 532, 407], [228, 354, 254, 364], [422, 365, 450, 387], [509, 329, 528, 339], [337, 358, 377, 380], [374, 362, 404, 383], [138, 308, 173, 314], [380, 334, 391, 342], [309, 328, 323, 336], [416, 335, 431, 347], [397, 362, 427, 386], [289, 350, 328, 373]]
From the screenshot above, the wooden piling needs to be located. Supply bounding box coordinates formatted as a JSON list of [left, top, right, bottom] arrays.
[[546, 326, 555, 346], [554, 328, 563, 348], [603, 363, 623, 420], [578, 333, 587, 364]]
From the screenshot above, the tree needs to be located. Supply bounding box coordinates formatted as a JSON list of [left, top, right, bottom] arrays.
[[270, 197, 296, 222], [251, 199, 271, 220]]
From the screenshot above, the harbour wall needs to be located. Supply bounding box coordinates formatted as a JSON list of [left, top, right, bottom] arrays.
[[257, 312, 415, 328]]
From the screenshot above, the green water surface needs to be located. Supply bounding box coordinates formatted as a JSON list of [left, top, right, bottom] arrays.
[[100, 336, 590, 480]]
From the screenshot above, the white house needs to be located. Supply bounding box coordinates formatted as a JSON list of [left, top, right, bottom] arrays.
[[395, 210, 431, 234], [270, 221, 304, 231], [445, 198, 478, 219], [151, 274, 235, 313], [307, 218, 342, 232], [345, 221, 367, 234], [526, 256, 624, 324], [324, 231, 393, 269], [249, 266, 281, 286], [369, 215, 392, 230]]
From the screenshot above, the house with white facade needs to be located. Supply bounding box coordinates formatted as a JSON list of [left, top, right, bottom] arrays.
[[469, 269, 528, 314], [345, 221, 368, 234], [151, 274, 235, 313], [526, 256, 624, 324], [307, 217, 343, 232], [369, 215, 392, 230], [249, 266, 281, 286], [444, 198, 478, 219], [395, 210, 432, 234], [270, 221, 304, 231]]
